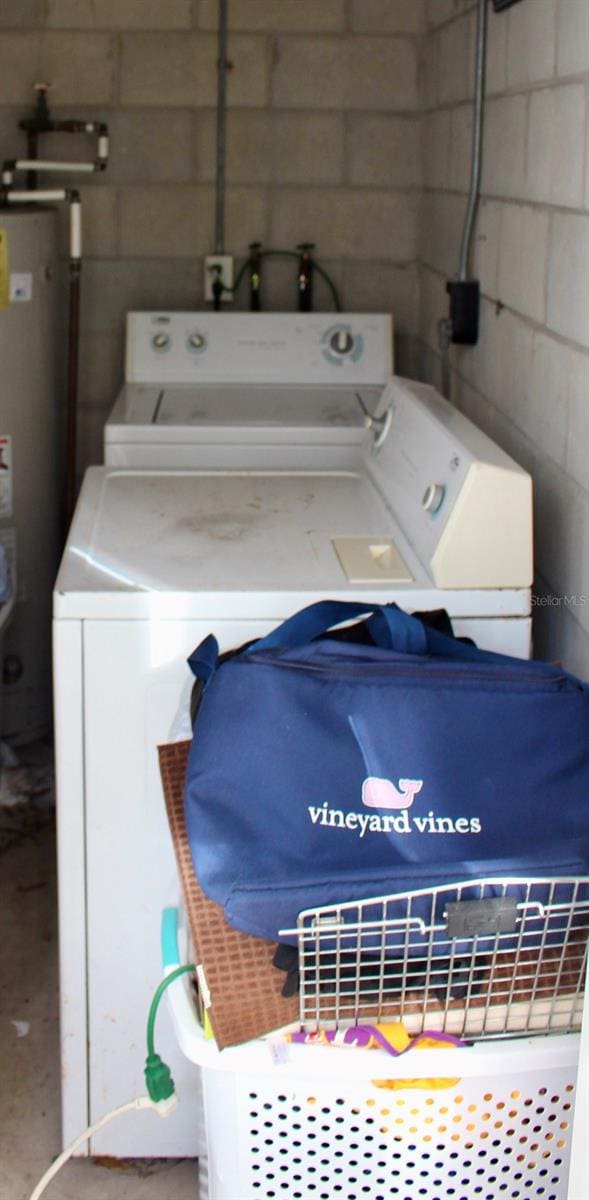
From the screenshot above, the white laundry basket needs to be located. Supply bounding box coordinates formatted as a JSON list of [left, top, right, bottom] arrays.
[[163, 906, 581, 1200]]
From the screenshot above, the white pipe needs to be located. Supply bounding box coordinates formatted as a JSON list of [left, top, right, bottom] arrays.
[[70, 198, 82, 259], [97, 135, 109, 160], [14, 159, 96, 174], [5, 189, 67, 202]]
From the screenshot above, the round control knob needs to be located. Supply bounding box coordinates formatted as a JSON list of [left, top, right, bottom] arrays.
[[151, 332, 170, 352], [187, 332, 207, 351], [422, 483, 446, 514], [329, 328, 354, 355]]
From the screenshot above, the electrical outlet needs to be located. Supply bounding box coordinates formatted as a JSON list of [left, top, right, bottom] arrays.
[[204, 254, 234, 303]]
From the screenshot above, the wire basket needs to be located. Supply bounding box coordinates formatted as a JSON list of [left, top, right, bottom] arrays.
[[282, 878, 589, 1039]]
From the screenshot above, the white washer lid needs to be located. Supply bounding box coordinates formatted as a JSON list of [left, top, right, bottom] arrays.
[[105, 384, 384, 446], [54, 468, 530, 621]]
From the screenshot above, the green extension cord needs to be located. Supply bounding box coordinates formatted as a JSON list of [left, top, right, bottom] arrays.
[[144, 963, 196, 1102]]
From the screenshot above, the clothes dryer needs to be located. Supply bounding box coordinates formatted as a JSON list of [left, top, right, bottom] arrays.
[[55, 374, 533, 1157]]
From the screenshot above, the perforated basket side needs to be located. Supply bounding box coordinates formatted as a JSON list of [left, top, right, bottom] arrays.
[[198, 1055, 578, 1200]]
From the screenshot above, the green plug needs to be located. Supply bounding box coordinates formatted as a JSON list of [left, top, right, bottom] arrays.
[[144, 1053, 175, 1103]]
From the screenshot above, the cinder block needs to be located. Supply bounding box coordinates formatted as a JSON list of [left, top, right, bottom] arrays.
[[418, 263, 448, 353], [114, 183, 269, 260], [528, 332, 573, 469], [449, 103, 473, 193], [0, 0, 43, 26], [121, 33, 269, 108], [58, 185, 118, 258], [38, 32, 116, 105], [453, 374, 495, 438], [494, 308, 535, 434], [487, 404, 538, 479], [423, 110, 451, 190], [224, 186, 270, 253], [419, 192, 464, 278], [271, 37, 345, 110], [547, 212, 589, 348], [351, 0, 425, 34], [425, 0, 455, 29], [456, 294, 504, 408], [534, 457, 589, 628], [270, 188, 418, 262], [471, 199, 501, 301], [106, 111, 194, 182], [0, 34, 41, 104], [586, 93, 589, 209], [527, 85, 585, 208], [193, 110, 216, 182], [271, 36, 418, 111], [47, 0, 192, 28], [532, 572, 589, 673], [346, 115, 421, 189], [76, 403, 110, 474], [497, 204, 549, 325], [563, 343, 589, 490], [485, 5, 507, 96], [342, 261, 419, 333], [80, 258, 203, 334], [119, 183, 269, 259], [345, 35, 418, 113], [337, 190, 418, 264], [419, 32, 439, 111], [119, 184, 214, 258], [481, 95, 527, 200], [199, 0, 344, 32], [206, 111, 345, 186], [77, 330, 125, 408], [557, 0, 589, 77], [438, 10, 475, 105], [457, 301, 536, 433], [0, 105, 32, 159], [506, 0, 557, 87]]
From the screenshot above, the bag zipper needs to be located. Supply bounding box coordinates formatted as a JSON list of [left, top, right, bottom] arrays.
[[240, 654, 571, 689]]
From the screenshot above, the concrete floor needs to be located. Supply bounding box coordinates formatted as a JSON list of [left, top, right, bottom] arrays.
[[0, 749, 198, 1200]]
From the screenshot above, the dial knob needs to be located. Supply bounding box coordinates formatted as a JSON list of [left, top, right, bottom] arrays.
[[187, 332, 206, 351], [422, 483, 446, 514], [151, 332, 171, 352], [329, 328, 354, 355]]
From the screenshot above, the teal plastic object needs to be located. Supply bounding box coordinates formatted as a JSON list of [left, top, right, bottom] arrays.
[[161, 907, 180, 970]]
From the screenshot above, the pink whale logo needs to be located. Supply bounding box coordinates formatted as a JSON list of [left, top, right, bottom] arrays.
[[362, 776, 423, 810]]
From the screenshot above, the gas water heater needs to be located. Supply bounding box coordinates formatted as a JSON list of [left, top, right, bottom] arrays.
[[0, 207, 60, 742]]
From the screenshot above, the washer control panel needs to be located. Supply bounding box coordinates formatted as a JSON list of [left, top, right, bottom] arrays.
[[126, 312, 393, 385]]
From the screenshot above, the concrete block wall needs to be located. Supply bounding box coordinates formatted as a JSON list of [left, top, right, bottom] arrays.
[[418, 0, 589, 675], [0, 0, 424, 468]]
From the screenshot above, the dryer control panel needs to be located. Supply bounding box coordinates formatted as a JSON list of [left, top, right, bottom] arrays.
[[125, 312, 393, 386]]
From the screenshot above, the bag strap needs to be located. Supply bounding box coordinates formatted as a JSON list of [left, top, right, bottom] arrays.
[[252, 600, 431, 656], [187, 599, 579, 685], [187, 633, 219, 685]]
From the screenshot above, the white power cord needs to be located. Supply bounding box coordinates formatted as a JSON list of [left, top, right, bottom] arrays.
[[28, 1093, 177, 1200]]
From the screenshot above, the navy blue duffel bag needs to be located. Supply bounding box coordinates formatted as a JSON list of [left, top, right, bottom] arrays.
[[184, 600, 589, 944]]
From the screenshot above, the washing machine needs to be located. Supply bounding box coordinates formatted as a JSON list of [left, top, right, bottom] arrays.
[[54, 360, 533, 1159], [104, 311, 393, 469]]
